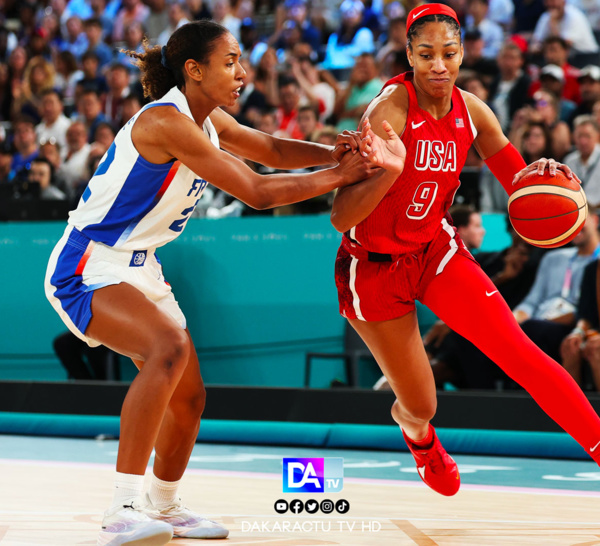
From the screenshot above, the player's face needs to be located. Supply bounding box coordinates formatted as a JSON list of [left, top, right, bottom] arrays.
[[200, 33, 246, 107], [407, 22, 463, 99]]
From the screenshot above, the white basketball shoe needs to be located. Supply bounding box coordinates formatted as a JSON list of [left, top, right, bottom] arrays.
[[97, 498, 173, 546], [143, 493, 229, 539]]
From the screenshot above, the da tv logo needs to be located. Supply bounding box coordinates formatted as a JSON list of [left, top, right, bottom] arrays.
[[282, 458, 343, 493]]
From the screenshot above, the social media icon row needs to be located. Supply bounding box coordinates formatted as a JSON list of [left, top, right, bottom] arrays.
[[274, 499, 350, 515]]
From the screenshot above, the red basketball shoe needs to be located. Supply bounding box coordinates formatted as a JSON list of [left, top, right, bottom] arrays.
[[403, 424, 460, 496]]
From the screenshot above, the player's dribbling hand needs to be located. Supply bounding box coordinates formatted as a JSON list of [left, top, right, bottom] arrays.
[[512, 158, 582, 186], [359, 117, 406, 174]]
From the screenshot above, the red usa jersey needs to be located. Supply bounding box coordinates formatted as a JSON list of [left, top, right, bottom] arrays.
[[346, 72, 476, 254]]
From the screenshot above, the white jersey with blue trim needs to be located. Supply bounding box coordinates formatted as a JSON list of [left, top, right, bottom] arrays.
[[68, 86, 218, 251]]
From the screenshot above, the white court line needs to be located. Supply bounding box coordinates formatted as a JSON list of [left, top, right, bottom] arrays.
[[2, 458, 600, 498]]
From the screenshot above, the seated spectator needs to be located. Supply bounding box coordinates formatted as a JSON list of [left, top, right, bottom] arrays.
[[75, 50, 108, 98], [563, 115, 600, 208], [10, 116, 39, 180], [38, 137, 68, 195], [275, 76, 306, 139], [321, 0, 375, 76], [531, 89, 571, 160], [296, 104, 322, 140], [561, 257, 600, 390], [145, 0, 169, 42], [36, 89, 71, 151], [118, 93, 142, 127], [114, 21, 146, 75], [531, 0, 599, 55], [513, 0, 545, 38], [529, 37, 580, 104], [11, 56, 55, 124], [26, 157, 67, 200], [334, 52, 383, 132], [186, 0, 212, 22], [83, 17, 113, 70], [157, 0, 190, 47], [238, 60, 270, 127], [61, 16, 89, 61], [489, 41, 533, 134], [54, 51, 83, 115], [270, 0, 321, 54], [102, 63, 131, 128], [376, 17, 408, 81], [212, 0, 241, 42], [92, 121, 116, 153], [53, 330, 119, 380], [75, 89, 108, 143], [569, 66, 600, 127], [58, 120, 91, 197], [112, 0, 150, 43], [513, 208, 600, 362], [460, 29, 499, 86], [464, 0, 504, 60], [533, 65, 576, 123]]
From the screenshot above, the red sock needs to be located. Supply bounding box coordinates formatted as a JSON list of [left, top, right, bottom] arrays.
[[407, 424, 434, 448], [422, 255, 600, 465]]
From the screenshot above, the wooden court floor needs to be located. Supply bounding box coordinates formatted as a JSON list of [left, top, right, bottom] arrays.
[[2, 453, 600, 545]]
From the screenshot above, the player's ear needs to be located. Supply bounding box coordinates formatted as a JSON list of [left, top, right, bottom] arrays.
[[406, 45, 414, 68], [184, 59, 203, 83]]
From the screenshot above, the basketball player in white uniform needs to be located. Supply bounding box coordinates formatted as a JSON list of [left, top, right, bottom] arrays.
[[45, 20, 405, 546]]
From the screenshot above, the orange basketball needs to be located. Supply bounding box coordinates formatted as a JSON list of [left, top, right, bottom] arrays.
[[507, 170, 587, 248]]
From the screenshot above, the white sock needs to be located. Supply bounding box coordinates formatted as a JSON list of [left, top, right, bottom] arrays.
[[111, 472, 145, 509], [148, 473, 180, 509]]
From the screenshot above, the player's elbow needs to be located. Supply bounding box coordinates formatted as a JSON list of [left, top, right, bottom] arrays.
[[330, 210, 351, 233], [244, 188, 274, 210]]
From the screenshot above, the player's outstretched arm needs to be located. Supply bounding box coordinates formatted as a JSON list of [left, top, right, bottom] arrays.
[[210, 107, 355, 170], [330, 115, 406, 233], [151, 109, 378, 209]]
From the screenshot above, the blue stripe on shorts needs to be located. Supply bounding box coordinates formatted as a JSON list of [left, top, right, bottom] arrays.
[[50, 229, 95, 335]]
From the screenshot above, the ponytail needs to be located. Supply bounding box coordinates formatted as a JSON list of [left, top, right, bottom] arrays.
[[124, 38, 177, 100]]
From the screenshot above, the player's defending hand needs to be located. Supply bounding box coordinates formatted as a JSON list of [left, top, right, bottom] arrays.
[[512, 158, 582, 186], [331, 130, 363, 163], [335, 144, 380, 185], [359, 117, 406, 174]]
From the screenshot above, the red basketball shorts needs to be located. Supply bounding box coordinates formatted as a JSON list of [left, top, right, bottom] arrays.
[[335, 218, 477, 321]]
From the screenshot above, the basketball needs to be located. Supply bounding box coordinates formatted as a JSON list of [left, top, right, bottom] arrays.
[[507, 170, 588, 248]]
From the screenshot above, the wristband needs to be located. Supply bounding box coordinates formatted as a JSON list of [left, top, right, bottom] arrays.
[[484, 143, 527, 195]]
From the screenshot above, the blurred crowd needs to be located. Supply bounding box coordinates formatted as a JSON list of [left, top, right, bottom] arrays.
[[0, 0, 598, 218]]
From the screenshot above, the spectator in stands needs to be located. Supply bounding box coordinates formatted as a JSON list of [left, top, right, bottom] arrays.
[[531, 89, 571, 159], [54, 51, 83, 114], [0, 140, 13, 184], [62, 16, 88, 60], [186, 0, 212, 22], [27, 27, 52, 61], [516, 120, 554, 165], [92, 121, 116, 153], [90, 0, 115, 38], [145, 0, 169, 42], [534, 37, 580, 104], [118, 93, 142, 127], [561, 258, 600, 391], [271, 0, 321, 53], [76, 51, 108, 98], [489, 41, 532, 133], [75, 89, 108, 143], [514, 208, 600, 362], [36, 90, 71, 151], [460, 29, 499, 86], [513, 0, 545, 38], [334, 52, 383, 132], [464, 0, 504, 59], [376, 17, 409, 81], [102, 64, 130, 128], [531, 0, 599, 54], [10, 116, 39, 179], [83, 18, 113, 70], [563, 115, 600, 208], [27, 157, 67, 200], [38, 137, 67, 194], [7, 47, 28, 98], [157, 0, 190, 47], [212, 0, 241, 41], [275, 76, 306, 139], [569, 66, 600, 126], [321, 0, 375, 75], [11, 56, 55, 124], [58, 120, 90, 196], [115, 21, 146, 74], [112, 0, 150, 43], [532, 65, 576, 123], [296, 104, 322, 140]]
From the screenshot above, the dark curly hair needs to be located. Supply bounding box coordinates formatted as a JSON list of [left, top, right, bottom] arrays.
[[124, 20, 229, 100], [407, 14, 461, 50]]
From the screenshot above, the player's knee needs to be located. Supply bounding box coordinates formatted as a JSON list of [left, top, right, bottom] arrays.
[[153, 329, 191, 378]]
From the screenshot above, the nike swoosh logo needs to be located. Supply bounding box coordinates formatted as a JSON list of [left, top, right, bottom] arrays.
[[591, 440, 600, 452], [411, 120, 426, 129], [486, 290, 498, 297], [413, 8, 428, 19], [417, 465, 426, 479]]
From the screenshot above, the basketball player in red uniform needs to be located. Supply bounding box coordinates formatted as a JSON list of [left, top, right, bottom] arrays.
[[333, 4, 600, 497]]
